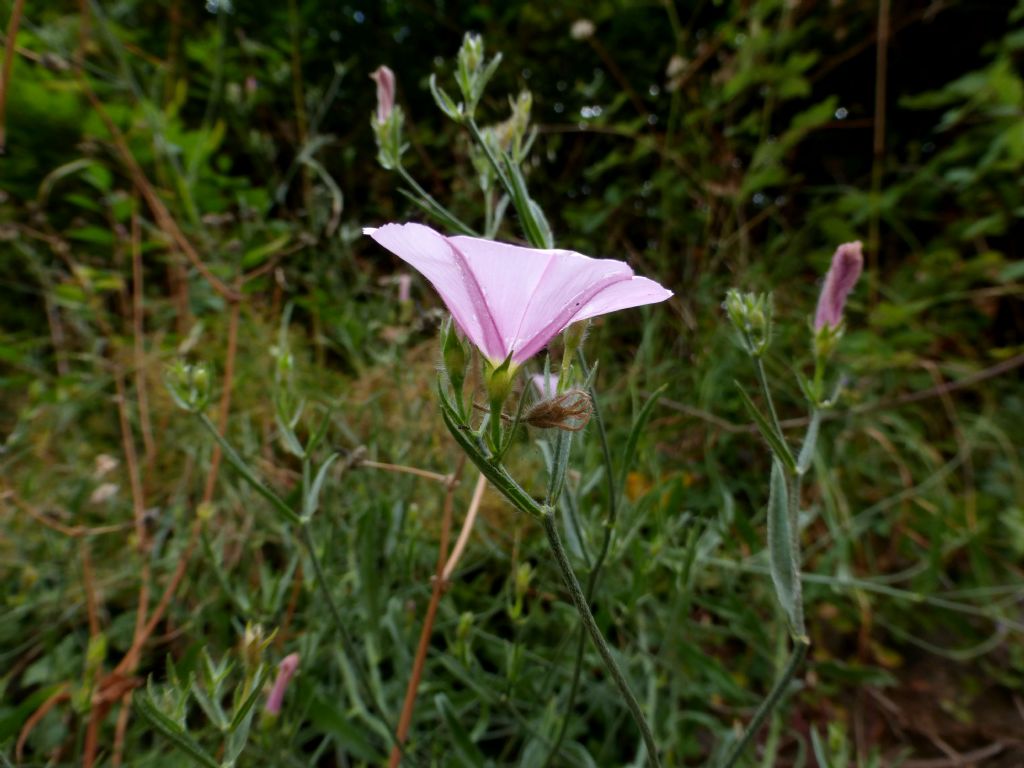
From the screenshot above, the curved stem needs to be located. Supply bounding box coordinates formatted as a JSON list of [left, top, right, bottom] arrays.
[[543, 354, 617, 767], [541, 510, 661, 768], [719, 637, 809, 768], [754, 358, 786, 445]]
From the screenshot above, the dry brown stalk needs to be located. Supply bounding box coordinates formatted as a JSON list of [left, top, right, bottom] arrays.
[[132, 201, 157, 465], [0, 0, 26, 151], [388, 460, 463, 767]]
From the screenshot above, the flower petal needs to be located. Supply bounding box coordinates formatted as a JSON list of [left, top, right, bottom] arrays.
[[447, 235, 635, 362], [513, 274, 673, 363], [366, 223, 504, 360], [573, 275, 675, 324], [366, 222, 674, 365]]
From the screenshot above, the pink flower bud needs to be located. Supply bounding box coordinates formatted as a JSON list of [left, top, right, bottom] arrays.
[[397, 273, 412, 303], [531, 372, 559, 398], [370, 66, 396, 124], [814, 241, 863, 331], [265, 653, 300, 716]]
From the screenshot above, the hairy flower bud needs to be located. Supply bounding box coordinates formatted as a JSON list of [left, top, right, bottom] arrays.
[[814, 241, 863, 331], [265, 653, 300, 716]]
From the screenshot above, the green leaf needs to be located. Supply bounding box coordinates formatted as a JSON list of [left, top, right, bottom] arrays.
[[229, 667, 269, 732], [307, 695, 382, 763], [545, 429, 573, 506], [303, 452, 340, 521], [434, 693, 487, 767], [438, 379, 543, 519], [242, 235, 290, 270], [135, 691, 220, 768], [617, 383, 668, 502], [796, 410, 821, 476], [734, 383, 796, 472], [198, 413, 301, 525], [767, 459, 799, 633]]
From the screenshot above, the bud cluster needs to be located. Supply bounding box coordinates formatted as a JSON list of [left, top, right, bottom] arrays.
[[430, 33, 503, 123], [724, 289, 773, 357], [165, 361, 211, 413]]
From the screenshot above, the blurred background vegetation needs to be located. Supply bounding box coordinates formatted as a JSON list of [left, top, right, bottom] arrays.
[[2, 0, 1023, 765]]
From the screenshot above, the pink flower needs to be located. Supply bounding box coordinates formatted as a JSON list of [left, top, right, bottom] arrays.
[[814, 241, 863, 331], [364, 223, 672, 365], [370, 66, 395, 124], [531, 372, 559, 397], [265, 653, 300, 716]]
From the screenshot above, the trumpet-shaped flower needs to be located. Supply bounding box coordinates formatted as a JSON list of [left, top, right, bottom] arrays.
[[364, 223, 672, 365]]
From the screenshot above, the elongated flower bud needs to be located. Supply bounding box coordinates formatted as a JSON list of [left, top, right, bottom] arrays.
[[814, 241, 863, 331], [265, 653, 300, 716], [370, 66, 395, 124]]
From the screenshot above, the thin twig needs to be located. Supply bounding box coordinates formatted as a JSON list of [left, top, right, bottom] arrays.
[[75, 76, 238, 301], [656, 351, 1024, 433], [131, 200, 156, 465], [389, 459, 466, 767], [441, 472, 487, 582], [0, 0, 26, 152], [868, 0, 891, 306], [359, 459, 452, 485], [6, 490, 130, 537]]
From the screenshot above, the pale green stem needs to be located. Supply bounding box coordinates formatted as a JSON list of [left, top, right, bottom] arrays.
[[543, 352, 618, 767], [754, 357, 785, 446], [394, 164, 477, 236], [719, 638, 809, 768], [541, 510, 662, 768]]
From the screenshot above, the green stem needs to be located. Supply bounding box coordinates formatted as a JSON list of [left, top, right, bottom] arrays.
[[467, 119, 514, 196], [720, 638, 809, 768], [542, 352, 618, 767], [754, 358, 785, 445], [395, 164, 478, 236], [541, 510, 662, 768]]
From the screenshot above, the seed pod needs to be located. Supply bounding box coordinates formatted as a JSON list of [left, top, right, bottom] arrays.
[[524, 389, 593, 432]]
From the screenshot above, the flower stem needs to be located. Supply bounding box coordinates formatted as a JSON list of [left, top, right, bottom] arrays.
[[754, 357, 785, 445], [719, 637, 809, 768], [395, 164, 478, 236], [542, 353, 617, 768], [541, 509, 661, 768]]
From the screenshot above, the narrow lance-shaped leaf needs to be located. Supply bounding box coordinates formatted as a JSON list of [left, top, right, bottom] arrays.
[[302, 452, 340, 521], [796, 409, 822, 476], [434, 693, 487, 768], [198, 413, 301, 526], [617, 383, 668, 505], [135, 691, 220, 768], [734, 383, 796, 472], [545, 429, 573, 506]]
